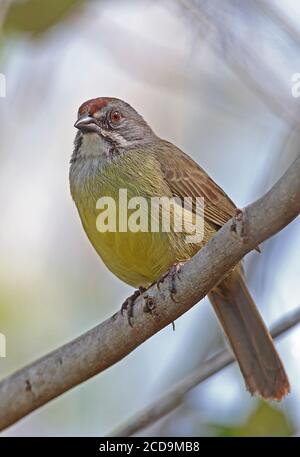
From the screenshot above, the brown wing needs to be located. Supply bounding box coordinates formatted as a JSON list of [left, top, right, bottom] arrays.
[[155, 140, 236, 228]]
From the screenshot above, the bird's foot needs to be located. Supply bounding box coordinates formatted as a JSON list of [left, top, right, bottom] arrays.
[[157, 262, 184, 302], [231, 208, 260, 252], [231, 208, 249, 243], [121, 287, 146, 327]]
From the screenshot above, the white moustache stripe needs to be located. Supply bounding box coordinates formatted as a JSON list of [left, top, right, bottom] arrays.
[[100, 129, 135, 148]]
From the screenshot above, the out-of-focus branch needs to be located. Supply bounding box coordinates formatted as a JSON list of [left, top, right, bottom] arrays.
[[255, 0, 300, 48], [112, 307, 300, 437], [0, 154, 299, 432], [177, 0, 300, 124]]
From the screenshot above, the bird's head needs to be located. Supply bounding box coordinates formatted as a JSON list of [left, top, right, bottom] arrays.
[[73, 97, 155, 160]]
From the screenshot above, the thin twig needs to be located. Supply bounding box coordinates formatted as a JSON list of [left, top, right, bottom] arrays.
[[112, 307, 300, 436], [177, 0, 300, 124], [255, 0, 300, 49]]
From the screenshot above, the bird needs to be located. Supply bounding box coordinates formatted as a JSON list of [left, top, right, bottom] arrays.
[[70, 96, 290, 401]]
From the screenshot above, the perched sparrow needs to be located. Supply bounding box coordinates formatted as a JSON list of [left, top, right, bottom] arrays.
[[70, 97, 290, 400]]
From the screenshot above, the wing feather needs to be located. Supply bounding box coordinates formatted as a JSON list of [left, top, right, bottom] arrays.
[[155, 140, 236, 228]]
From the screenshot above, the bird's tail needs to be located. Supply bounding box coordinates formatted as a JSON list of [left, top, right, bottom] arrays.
[[208, 267, 290, 400]]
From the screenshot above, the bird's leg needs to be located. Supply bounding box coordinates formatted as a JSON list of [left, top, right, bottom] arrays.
[[121, 286, 146, 327], [231, 208, 260, 252], [157, 262, 184, 302], [230, 208, 249, 243]]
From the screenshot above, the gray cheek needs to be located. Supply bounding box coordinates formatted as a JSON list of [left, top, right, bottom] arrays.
[[120, 121, 142, 142]]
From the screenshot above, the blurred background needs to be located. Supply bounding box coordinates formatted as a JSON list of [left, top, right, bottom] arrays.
[[0, 0, 300, 437]]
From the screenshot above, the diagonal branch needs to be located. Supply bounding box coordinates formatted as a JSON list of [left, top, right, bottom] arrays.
[[112, 307, 300, 437], [0, 155, 299, 432], [255, 0, 300, 49], [177, 0, 300, 124]]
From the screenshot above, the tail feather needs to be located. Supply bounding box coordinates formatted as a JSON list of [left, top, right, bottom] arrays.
[[208, 267, 290, 400]]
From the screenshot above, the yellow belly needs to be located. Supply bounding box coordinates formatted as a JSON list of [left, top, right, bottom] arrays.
[[70, 150, 209, 288], [86, 222, 179, 287]]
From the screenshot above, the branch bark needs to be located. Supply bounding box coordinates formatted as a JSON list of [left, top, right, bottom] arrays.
[[112, 307, 300, 437], [0, 155, 299, 432]]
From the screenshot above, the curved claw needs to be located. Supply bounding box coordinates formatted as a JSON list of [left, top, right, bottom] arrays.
[[157, 262, 184, 301], [121, 290, 141, 327]]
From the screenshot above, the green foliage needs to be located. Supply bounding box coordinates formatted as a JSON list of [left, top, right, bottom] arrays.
[[210, 401, 295, 437], [3, 0, 85, 36]]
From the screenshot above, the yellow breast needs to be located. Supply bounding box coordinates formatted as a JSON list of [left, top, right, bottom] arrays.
[[70, 149, 203, 288]]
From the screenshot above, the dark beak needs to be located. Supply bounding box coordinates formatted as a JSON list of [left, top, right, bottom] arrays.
[[74, 114, 99, 133]]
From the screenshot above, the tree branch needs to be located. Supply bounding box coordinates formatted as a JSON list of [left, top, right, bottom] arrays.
[[0, 155, 299, 432], [177, 0, 300, 124], [112, 307, 300, 437], [255, 0, 300, 49]]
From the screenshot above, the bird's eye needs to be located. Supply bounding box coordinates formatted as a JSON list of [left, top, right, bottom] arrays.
[[110, 110, 122, 124]]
